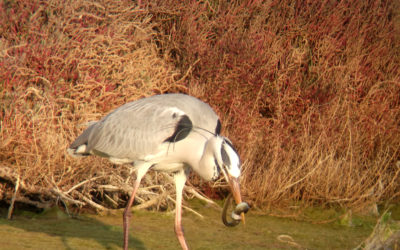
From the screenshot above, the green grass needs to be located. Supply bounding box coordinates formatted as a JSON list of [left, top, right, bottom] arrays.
[[0, 201, 379, 250]]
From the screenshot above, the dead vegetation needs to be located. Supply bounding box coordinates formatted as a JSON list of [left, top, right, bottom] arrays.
[[0, 0, 189, 214], [0, 0, 399, 215]]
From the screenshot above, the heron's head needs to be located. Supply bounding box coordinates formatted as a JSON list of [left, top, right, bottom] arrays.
[[196, 135, 246, 223], [211, 136, 240, 177], [211, 136, 244, 218]]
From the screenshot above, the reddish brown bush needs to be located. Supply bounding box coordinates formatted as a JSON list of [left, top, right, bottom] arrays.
[[0, 0, 184, 211], [1, 0, 399, 213], [155, 0, 400, 210]]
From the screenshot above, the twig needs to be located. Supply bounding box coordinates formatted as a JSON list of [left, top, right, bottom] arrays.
[[98, 184, 161, 197], [174, 59, 200, 84], [80, 194, 109, 211], [66, 176, 103, 194], [51, 188, 85, 206], [167, 195, 204, 219], [7, 174, 20, 220], [185, 186, 220, 209], [132, 196, 163, 210], [70, 190, 108, 211], [14, 197, 52, 209], [104, 193, 119, 208], [277, 235, 303, 249]]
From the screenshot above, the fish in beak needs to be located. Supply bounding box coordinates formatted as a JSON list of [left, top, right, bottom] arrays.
[[226, 175, 246, 224]]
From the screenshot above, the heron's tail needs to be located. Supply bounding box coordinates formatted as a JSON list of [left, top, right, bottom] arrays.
[[67, 121, 97, 157]]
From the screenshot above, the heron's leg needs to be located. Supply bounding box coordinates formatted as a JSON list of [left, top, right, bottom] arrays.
[[123, 164, 151, 250], [174, 169, 189, 250]]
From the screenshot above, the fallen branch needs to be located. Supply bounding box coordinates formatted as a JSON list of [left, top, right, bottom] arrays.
[[132, 195, 165, 210], [167, 195, 204, 219], [65, 176, 103, 194], [78, 193, 109, 211], [51, 188, 85, 206], [0, 164, 218, 214], [185, 186, 220, 210]]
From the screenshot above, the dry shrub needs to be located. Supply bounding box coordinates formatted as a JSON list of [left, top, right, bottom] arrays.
[[0, 0, 399, 213], [154, 0, 400, 210], [0, 0, 184, 211]]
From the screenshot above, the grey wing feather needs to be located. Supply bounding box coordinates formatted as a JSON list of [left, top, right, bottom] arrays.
[[87, 104, 181, 160], [68, 94, 220, 161], [68, 122, 97, 156]]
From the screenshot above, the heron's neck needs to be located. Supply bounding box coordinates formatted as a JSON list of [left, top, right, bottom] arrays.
[[195, 137, 218, 181]]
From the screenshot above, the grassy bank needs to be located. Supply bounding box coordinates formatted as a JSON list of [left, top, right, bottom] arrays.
[[0, 201, 382, 250]]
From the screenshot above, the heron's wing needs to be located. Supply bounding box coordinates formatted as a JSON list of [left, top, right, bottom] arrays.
[[85, 101, 193, 161], [68, 94, 220, 161], [67, 122, 98, 157]]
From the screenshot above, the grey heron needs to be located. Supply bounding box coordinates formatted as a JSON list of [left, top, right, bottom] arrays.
[[67, 93, 248, 250]]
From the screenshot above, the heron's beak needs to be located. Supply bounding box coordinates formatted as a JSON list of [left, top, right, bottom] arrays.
[[226, 174, 245, 224]]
